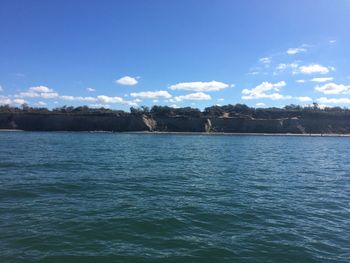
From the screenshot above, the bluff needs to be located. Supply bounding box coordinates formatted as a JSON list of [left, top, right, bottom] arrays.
[[1, 112, 350, 134]]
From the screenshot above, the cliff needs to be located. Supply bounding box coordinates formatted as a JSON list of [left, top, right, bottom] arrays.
[[1, 112, 350, 134], [0, 113, 148, 132]]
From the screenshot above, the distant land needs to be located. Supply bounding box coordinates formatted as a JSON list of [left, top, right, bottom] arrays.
[[1, 103, 350, 134]]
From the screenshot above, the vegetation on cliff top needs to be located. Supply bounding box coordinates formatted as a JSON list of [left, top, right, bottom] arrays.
[[1, 103, 350, 119]]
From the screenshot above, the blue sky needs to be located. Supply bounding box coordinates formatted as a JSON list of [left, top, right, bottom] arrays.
[[1, 0, 350, 110]]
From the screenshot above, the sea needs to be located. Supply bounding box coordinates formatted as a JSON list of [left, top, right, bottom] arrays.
[[0, 132, 349, 263]]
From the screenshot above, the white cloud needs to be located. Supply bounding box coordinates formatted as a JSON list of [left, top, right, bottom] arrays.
[[241, 81, 291, 100], [87, 88, 96, 92], [60, 95, 97, 102], [13, 99, 27, 105], [310, 77, 334, 83], [0, 96, 28, 106], [174, 92, 211, 102], [89, 103, 110, 108], [96, 96, 124, 104], [299, 64, 331, 74], [315, 83, 350, 94], [16, 91, 59, 99], [256, 102, 266, 107], [29, 86, 53, 93], [0, 96, 12, 105], [274, 63, 299, 75], [287, 47, 307, 55], [152, 99, 159, 103], [57, 94, 138, 106], [217, 98, 224, 101], [259, 57, 271, 64], [296, 79, 306, 83], [329, 40, 336, 44], [115, 76, 138, 86], [282, 63, 298, 70], [97, 95, 137, 106], [35, 101, 47, 106], [11, 85, 140, 107], [78, 96, 98, 102], [317, 97, 350, 104], [169, 81, 229, 92], [16, 91, 39, 98], [276, 64, 287, 71], [40, 92, 59, 99], [295, 96, 313, 102], [58, 95, 75, 101], [242, 81, 312, 102], [130, 90, 172, 99], [15, 86, 59, 99]]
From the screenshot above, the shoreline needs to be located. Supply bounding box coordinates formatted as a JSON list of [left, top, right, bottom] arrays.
[[127, 131, 350, 137], [1, 129, 350, 137], [0, 129, 24, 132]]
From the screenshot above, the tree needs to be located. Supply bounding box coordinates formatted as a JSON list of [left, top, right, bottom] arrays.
[[141, 106, 150, 114], [130, 107, 144, 115]]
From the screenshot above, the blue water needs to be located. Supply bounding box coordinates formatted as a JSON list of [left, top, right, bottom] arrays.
[[0, 132, 349, 262]]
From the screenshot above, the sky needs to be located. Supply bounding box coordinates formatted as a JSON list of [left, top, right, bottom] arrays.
[[1, 0, 350, 110]]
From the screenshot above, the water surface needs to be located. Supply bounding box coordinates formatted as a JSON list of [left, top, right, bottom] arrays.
[[0, 132, 349, 262]]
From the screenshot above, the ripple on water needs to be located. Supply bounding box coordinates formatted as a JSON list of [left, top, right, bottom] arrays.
[[0, 132, 349, 262]]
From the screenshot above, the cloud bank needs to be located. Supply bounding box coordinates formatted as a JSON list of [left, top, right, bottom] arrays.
[[169, 81, 229, 92]]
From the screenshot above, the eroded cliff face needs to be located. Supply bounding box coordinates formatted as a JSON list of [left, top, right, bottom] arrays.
[[209, 117, 305, 133], [299, 116, 350, 134], [0, 113, 148, 132], [1, 113, 350, 134], [152, 116, 207, 132]]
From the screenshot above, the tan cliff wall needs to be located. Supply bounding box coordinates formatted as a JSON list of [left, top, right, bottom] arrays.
[[299, 117, 350, 134], [208, 117, 304, 133], [0, 113, 149, 132], [152, 116, 207, 132], [1, 113, 350, 134]]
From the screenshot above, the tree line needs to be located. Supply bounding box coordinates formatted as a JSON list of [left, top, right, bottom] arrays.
[[1, 103, 350, 119]]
